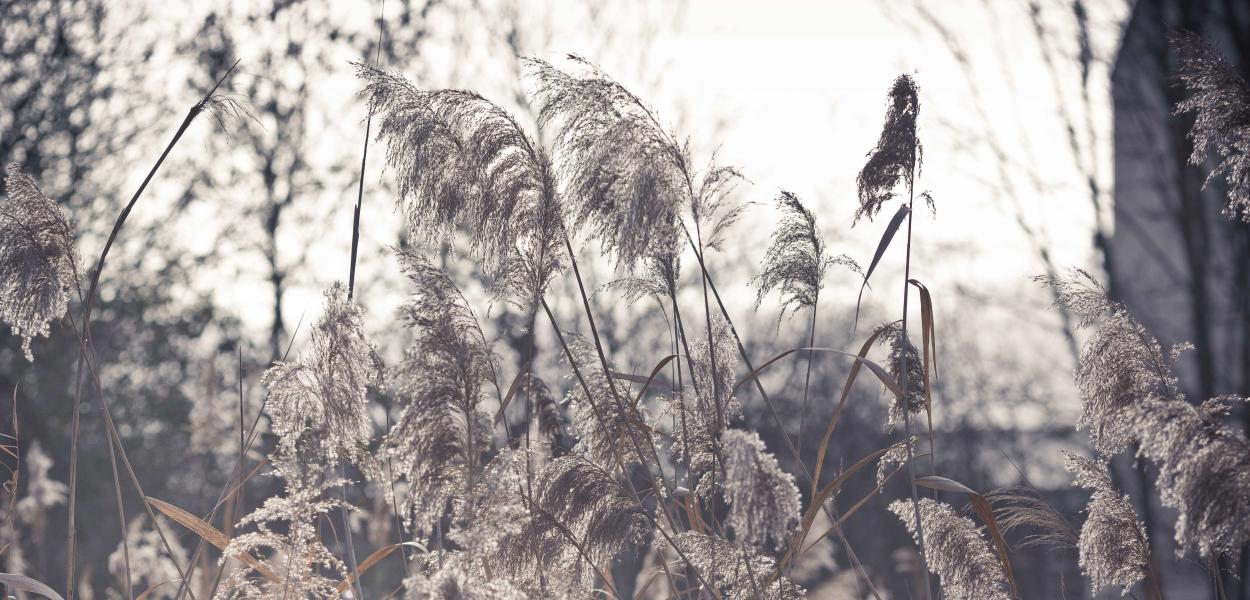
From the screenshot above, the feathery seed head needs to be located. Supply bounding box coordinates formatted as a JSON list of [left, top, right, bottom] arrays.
[[855, 75, 923, 225], [666, 532, 806, 599], [529, 455, 647, 585], [1064, 452, 1151, 595], [1129, 396, 1250, 559], [562, 335, 649, 466], [670, 316, 741, 497], [987, 486, 1078, 551], [357, 64, 566, 302], [889, 498, 1012, 600], [874, 322, 926, 431], [525, 56, 687, 270], [753, 191, 859, 323], [1042, 270, 1181, 455], [877, 437, 917, 490], [385, 249, 497, 535], [0, 164, 78, 362], [721, 429, 801, 549], [262, 282, 382, 471], [1173, 33, 1250, 221]]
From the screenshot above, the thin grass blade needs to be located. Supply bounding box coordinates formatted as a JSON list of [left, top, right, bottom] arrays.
[[855, 204, 910, 331]]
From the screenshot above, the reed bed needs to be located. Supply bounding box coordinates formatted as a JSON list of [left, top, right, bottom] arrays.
[[0, 29, 1248, 600]]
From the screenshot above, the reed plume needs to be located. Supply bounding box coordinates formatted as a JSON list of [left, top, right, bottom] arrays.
[[753, 191, 857, 321], [562, 334, 652, 467], [873, 322, 926, 431], [403, 553, 529, 600], [384, 249, 497, 535], [1173, 32, 1250, 221], [877, 437, 918, 489], [855, 75, 930, 225], [218, 467, 349, 600], [1048, 270, 1250, 561], [524, 55, 686, 270], [665, 532, 805, 599], [422, 450, 537, 595], [526, 454, 648, 587], [889, 498, 1012, 600], [1043, 269, 1181, 455], [356, 64, 566, 305], [721, 429, 801, 550], [602, 254, 681, 311], [1064, 452, 1152, 595], [987, 487, 1078, 551], [1129, 395, 1250, 560], [0, 164, 78, 362], [261, 282, 383, 472], [669, 315, 740, 498]]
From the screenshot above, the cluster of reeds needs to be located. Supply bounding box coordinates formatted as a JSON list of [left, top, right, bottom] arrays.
[[0, 27, 1249, 600]]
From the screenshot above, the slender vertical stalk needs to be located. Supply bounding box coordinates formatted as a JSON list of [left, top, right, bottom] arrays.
[[798, 299, 819, 457], [689, 217, 727, 583], [521, 308, 547, 593], [340, 6, 387, 594], [540, 298, 702, 594], [347, 0, 386, 301], [668, 289, 694, 482], [106, 411, 132, 600], [899, 171, 932, 600], [65, 352, 84, 600], [338, 466, 365, 600]]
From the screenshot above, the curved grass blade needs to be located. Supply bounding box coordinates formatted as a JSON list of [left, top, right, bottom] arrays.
[[909, 278, 939, 469], [810, 327, 890, 494], [855, 203, 910, 332], [336, 542, 426, 593], [729, 346, 902, 400], [0, 574, 65, 600], [801, 464, 906, 554], [146, 497, 280, 583], [916, 476, 1021, 599]]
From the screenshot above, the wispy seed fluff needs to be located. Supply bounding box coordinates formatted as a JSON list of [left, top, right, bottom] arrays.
[[262, 282, 383, 470], [1047, 270, 1250, 559], [528, 454, 648, 586], [439, 451, 536, 593], [1064, 452, 1151, 595], [721, 429, 801, 550], [1129, 396, 1250, 559], [403, 552, 529, 600], [219, 466, 349, 600], [356, 63, 566, 305], [874, 322, 926, 431], [385, 249, 497, 535], [665, 532, 806, 600], [1173, 32, 1250, 221], [889, 498, 1012, 600], [1043, 270, 1181, 455], [0, 164, 78, 361], [562, 334, 651, 467], [876, 436, 916, 489], [525, 55, 686, 270], [855, 75, 930, 225], [669, 315, 740, 498], [753, 190, 859, 323]]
